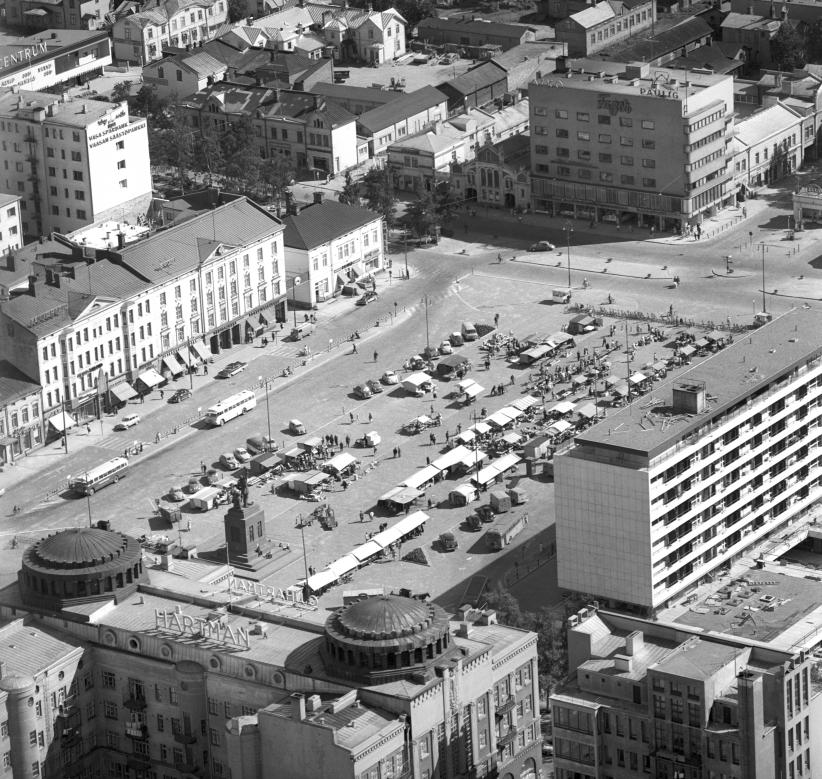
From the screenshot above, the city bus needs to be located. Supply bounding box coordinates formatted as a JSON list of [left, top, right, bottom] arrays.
[[71, 457, 129, 496], [485, 515, 527, 551], [205, 390, 257, 427]]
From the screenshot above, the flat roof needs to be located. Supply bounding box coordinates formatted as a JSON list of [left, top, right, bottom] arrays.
[[573, 307, 822, 458]]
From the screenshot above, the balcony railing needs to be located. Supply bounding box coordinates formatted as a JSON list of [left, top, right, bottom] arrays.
[[125, 722, 148, 739], [495, 696, 515, 717], [497, 726, 518, 748]]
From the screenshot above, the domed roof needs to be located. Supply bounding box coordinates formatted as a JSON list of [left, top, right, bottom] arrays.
[[33, 527, 129, 568], [337, 595, 434, 640]]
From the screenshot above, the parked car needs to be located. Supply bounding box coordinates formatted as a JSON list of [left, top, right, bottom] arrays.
[[233, 446, 252, 463], [168, 485, 185, 501], [438, 340, 453, 355], [168, 388, 192, 403], [422, 345, 439, 361], [355, 291, 378, 306], [366, 379, 383, 394], [219, 452, 240, 470], [528, 240, 556, 252], [217, 361, 247, 378], [449, 332, 464, 347], [381, 370, 399, 385], [114, 413, 141, 431], [353, 383, 372, 399]]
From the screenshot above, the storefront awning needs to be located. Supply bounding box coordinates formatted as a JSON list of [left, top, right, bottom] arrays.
[[109, 382, 137, 403], [48, 413, 77, 432], [244, 317, 258, 333], [258, 312, 269, 326], [190, 341, 209, 361], [24, 8, 49, 14], [0, 436, 16, 446], [137, 368, 164, 388], [176, 349, 192, 367], [161, 355, 185, 375]]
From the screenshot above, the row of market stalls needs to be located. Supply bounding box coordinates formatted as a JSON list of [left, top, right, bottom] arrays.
[[517, 332, 575, 366], [280, 446, 361, 495], [302, 510, 430, 595]]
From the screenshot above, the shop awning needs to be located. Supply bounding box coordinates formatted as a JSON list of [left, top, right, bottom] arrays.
[[109, 382, 137, 403], [24, 8, 48, 15], [328, 555, 359, 577], [403, 465, 439, 490], [351, 540, 383, 562], [306, 569, 338, 592], [190, 341, 209, 361], [161, 355, 185, 375], [137, 368, 164, 388], [0, 436, 14, 446], [511, 395, 539, 411], [392, 510, 428, 538], [48, 413, 77, 432], [243, 317, 258, 333], [258, 312, 269, 326], [176, 348, 192, 367], [323, 452, 357, 473]]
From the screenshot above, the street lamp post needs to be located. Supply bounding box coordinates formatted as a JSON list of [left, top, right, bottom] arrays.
[[404, 233, 409, 279], [291, 276, 302, 328], [563, 221, 573, 288], [259, 375, 272, 443]]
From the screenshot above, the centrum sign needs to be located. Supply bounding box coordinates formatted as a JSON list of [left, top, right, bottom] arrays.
[[154, 608, 250, 649], [0, 41, 48, 70], [228, 575, 318, 607]]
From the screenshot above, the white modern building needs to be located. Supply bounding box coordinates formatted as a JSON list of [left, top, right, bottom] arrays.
[[0, 89, 152, 238], [555, 308, 822, 614], [0, 193, 22, 254], [282, 197, 385, 306]]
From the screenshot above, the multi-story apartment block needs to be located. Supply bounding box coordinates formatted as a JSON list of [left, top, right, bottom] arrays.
[[529, 63, 736, 232], [0, 31, 111, 90], [181, 83, 358, 175], [551, 604, 822, 779], [0, 197, 286, 423], [554, 0, 656, 57], [0, 359, 43, 464], [0, 524, 541, 779], [111, 0, 229, 65], [0, 89, 151, 239], [282, 197, 385, 306], [0, 194, 22, 254], [555, 307, 822, 614]]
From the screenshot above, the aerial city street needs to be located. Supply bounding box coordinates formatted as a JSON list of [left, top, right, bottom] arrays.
[[4, 2, 822, 777]]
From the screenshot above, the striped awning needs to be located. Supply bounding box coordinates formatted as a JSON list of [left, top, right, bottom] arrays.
[[190, 342, 209, 361], [109, 383, 137, 403], [161, 355, 185, 375]]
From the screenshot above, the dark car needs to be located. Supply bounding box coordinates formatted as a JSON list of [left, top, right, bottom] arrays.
[[168, 388, 192, 403], [366, 379, 383, 394], [355, 291, 378, 306], [528, 240, 556, 252], [217, 361, 247, 378]]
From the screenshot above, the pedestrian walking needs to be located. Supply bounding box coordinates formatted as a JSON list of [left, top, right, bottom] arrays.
[[373, 445, 377, 455], [86, 424, 91, 434], [160, 390, 165, 400], [349, 412, 354, 423], [494, 312, 499, 328], [393, 446, 398, 458], [368, 412, 373, 423], [373, 350, 378, 362], [140, 395, 145, 404], [204, 364, 208, 375], [345, 434, 351, 448], [359, 510, 365, 522], [397, 445, 401, 457], [201, 460, 206, 474]]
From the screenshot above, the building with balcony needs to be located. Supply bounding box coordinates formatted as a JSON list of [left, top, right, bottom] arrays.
[[554, 307, 822, 614], [0, 525, 541, 779], [529, 63, 735, 232], [0, 89, 151, 239], [282, 196, 385, 306], [551, 604, 822, 779], [111, 0, 229, 65], [0, 196, 286, 422]]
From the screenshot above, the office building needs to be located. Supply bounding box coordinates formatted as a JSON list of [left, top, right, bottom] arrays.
[[551, 603, 822, 779], [555, 307, 822, 614], [0, 89, 151, 238], [0, 196, 286, 424], [0, 194, 22, 254], [529, 63, 735, 232], [0, 524, 541, 779]]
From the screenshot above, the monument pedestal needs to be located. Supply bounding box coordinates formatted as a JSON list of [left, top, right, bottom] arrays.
[[223, 502, 277, 580]]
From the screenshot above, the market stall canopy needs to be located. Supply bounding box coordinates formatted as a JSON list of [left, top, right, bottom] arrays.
[[464, 383, 484, 399], [450, 483, 477, 502], [499, 406, 523, 422], [694, 337, 709, 348], [550, 332, 574, 346], [372, 524, 403, 548], [48, 413, 77, 432], [572, 374, 587, 386], [109, 383, 137, 403], [604, 375, 621, 387], [306, 569, 338, 592], [705, 330, 724, 342], [459, 448, 487, 470], [137, 368, 164, 388], [432, 445, 471, 471], [518, 345, 552, 364], [652, 361, 667, 373], [551, 400, 577, 415], [328, 555, 359, 577], [392, 510, 428, 538], [457, 378, 478, 392], [299, 436, 323, 451], [404, 372, 432, 388], [323, 452, 357, 473], [470, 421, 491, 435], [575, 403, 597, 419], [611, 383, 629, 397], [351, 540, 383, 562], [510, 395, 539, 411], [456, 430, 476, 444], [485, 410, 514, 428], [303, 471, 331, 487], [680, 344, 696, 357], [501, 431, 523, 445], [548, 419, 573, 435], [473, 452, 520, 485], [403, 465, 440, 490], [629, 371, 648, 385], [379, 486, 422, 505]]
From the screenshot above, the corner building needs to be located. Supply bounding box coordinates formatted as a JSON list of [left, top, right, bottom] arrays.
[[555, 308, 822, 614], [529, 64, 735, 232], [0, 527, 541, 779]]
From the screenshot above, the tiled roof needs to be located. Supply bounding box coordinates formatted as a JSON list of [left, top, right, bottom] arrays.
[[438, 60, 507, 96], [734, 102, 801, 146], [390, 123, 465, 154], [356, 86, 447, 134], [181, 51, 229, 76], [283, 201, 380, 250], [0, 361, 39, 403]]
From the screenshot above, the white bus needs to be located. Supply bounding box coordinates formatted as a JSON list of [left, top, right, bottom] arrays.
[[205, 390, 257, 426], [71, 457, 129, 496]]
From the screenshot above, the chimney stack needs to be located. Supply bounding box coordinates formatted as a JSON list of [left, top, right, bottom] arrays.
[[291, 692, 306, 721]]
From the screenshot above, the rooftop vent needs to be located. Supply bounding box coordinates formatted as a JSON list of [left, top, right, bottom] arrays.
[[672, 380, 706, 414]]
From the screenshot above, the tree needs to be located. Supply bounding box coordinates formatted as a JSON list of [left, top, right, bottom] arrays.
[[260, 153, 295, 207], [227, 0, 246, 22], [132, 84, 170, 124], [110, 80, 132, 104], [361, 166, 397, 226], [433, 181, 461, 224], [338, 171, 361, 206], [771, 22, 807, 70], [807, 19, 822, 63], [405, 189, 438, 238]]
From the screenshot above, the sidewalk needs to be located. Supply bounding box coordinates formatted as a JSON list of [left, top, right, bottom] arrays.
[[0, 267, 406, 502]]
